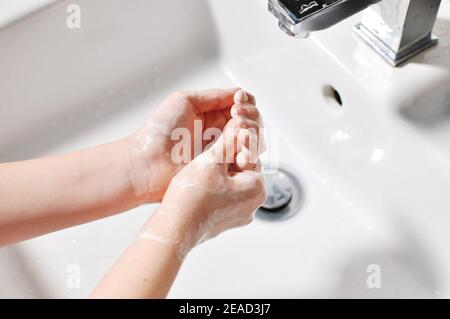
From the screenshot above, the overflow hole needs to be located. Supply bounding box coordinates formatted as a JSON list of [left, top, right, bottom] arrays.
[[323, 85, 343, 108]]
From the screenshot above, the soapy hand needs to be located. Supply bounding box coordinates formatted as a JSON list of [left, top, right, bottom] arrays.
[[138, 113, 267, 259], [125, 88, 261, 204], [92, 88, 266, 298]]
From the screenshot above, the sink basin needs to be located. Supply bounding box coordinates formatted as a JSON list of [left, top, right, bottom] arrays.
[[0, 0, 449, 298]]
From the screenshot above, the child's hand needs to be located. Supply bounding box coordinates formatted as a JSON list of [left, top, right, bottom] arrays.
[[138, 114, 266, 259], [125, 88, 260, 204]]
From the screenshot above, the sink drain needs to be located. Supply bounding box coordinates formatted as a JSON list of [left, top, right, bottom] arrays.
[[257, 168, 304, 221]]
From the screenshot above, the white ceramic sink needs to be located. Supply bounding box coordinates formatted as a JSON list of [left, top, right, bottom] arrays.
[[0, 0, 450, 298]]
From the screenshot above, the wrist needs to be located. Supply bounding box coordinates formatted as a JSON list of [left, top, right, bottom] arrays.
[[140, 206, 199, 258], [122, 135, 161, 205]]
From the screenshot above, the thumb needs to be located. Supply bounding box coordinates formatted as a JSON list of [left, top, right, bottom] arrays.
[[231, 170, 267, 203]]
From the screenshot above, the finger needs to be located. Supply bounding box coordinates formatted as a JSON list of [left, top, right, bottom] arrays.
[[234, 89, 256, 106], [186, 88, 240, 113], [199, 128, 238, 167], [229, 118, 263, 155], [236, 148, 259, 172], [231, 171, 267, 202], [235, 126, 260, 170], [254, 159, 262, 173], [236, 127, 259, 152], [231, 104, 261, 124], [229, 116, 260, 133], [248, 93, 256, 106], [232, 160, 262, 173]]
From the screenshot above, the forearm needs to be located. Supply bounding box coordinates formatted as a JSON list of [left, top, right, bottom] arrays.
[[91, 210, 186, 299], [0, 139, 141, 246]]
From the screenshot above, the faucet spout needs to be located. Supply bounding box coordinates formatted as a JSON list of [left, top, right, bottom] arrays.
[[269, 0, 442, 66]]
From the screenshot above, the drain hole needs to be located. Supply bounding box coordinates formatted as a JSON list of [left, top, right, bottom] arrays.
[[257, 168, 304, 222], [323, 85, 343, 107]]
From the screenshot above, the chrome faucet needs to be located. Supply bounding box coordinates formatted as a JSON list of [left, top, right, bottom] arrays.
[[269, 0, 441, 66]]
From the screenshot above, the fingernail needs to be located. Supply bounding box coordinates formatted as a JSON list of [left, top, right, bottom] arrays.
[[234, 89, 249, 104]]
